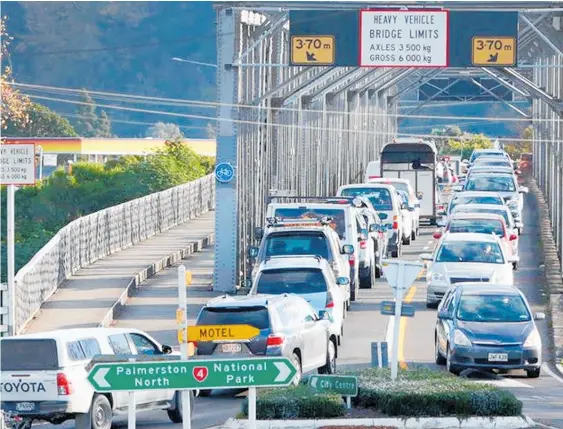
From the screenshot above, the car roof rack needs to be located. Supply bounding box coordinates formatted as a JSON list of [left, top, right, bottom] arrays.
[[267, 195, 370, 208], [265, 216, 334, 228], [264, 254, 323, 263]]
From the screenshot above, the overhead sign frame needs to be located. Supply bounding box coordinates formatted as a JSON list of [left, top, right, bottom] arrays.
[[359, 9, 450, 68]]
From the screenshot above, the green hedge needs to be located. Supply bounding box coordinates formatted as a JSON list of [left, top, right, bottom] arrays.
[[351, 367, 522, 417], [0, 140, 213, 282], [238, 368, 522, 420], [240, 386, 346, 420]]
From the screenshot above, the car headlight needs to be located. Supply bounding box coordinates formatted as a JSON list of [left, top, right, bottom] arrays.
[[453, 329, 472, 347], [431, 272, 446, 283], [524, 329, 541, 348], [507, 199, 518, 208]]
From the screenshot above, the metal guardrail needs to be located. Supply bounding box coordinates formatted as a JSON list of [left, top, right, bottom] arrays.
[[10, 174, 216, 335]]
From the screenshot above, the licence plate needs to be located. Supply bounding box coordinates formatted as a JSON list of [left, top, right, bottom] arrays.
[[221, 343, 242, 353], [16, 402, 35, 412], [488, 353, 508, 362]]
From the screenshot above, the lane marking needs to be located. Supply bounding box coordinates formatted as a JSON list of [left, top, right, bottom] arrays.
[[398, 285, 417, 370], [472, 378, 533, 389], [542, 363, 563, 385], [423, 246, 429, 250]]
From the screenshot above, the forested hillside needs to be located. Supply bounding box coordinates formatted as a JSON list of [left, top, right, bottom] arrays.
[[3, 1, 216, 137]]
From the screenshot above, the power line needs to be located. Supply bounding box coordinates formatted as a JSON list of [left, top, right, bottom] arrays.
[[61, 113, 208, 131], [21, 93, 553, 144], [10, 81, 547, 123]]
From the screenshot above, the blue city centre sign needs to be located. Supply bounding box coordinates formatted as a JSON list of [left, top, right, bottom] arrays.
[[289, 10, 519, 68]]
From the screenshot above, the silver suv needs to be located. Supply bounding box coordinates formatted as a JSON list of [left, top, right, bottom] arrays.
[[194, 294, 337, 396]]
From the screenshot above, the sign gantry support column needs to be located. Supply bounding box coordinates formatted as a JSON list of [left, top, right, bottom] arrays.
[[214, 7, 239, 293]]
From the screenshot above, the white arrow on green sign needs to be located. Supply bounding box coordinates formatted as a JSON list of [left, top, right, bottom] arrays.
[[308, 374, 358, 397], [87, 357, 296, 392]]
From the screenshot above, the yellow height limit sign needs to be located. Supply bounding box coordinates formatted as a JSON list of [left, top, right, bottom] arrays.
[[178, 324, 260, 343], [291, 36, 335, 65], [472, 37, 516, 66]]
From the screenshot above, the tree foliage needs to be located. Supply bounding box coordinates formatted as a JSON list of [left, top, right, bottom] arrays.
[[444, 133, 493, 159], [503, 126, 533, 159], [1, 17, 31, 130], [74, 91, 114, 137], [146, 122, 183, 140], [0, 140, 213, 281], [4, 102, 78, 137]]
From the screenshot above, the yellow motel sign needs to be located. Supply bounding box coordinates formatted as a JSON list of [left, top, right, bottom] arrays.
[[291, 36, 335, 65], [472, 37, 516, 67], [178, 324, 260, 343]]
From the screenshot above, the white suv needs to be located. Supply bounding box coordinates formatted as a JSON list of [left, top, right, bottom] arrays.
[[0, 328, 193, 429]]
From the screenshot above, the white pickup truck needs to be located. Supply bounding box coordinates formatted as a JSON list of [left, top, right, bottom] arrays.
[[1, 328, 193, 429]]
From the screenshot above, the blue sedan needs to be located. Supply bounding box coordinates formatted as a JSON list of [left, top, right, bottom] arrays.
[[434, 283, 545, 378]]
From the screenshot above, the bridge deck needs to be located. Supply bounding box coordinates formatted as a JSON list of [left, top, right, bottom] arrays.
[[23, 211, 215, 334]]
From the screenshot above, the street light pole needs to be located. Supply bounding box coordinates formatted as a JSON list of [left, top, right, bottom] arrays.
[[171, 57, 217, 68]]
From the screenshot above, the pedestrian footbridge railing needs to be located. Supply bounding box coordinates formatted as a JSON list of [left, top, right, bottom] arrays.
[[8, 174, 215, 335]]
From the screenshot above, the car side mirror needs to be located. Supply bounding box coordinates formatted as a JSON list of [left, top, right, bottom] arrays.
[[342, 244, 354, 255], [509, 234, 518, 241], [433, 232, 442, 239], [254, 227, 264, 240], [369, 224, 377, 233], [416, 191, 424, 200], [401, 203, 408, 210], [408, 205, 415, 212], [534, 312, 546, 321], [438, 311, 452, 320], [161, 345, 173, 355], [452, 185, 463, 192], [419, 252, 433, 262], [337, 277, 349, 285], [378, 213, 388, 221], [519, 186, 529, 194], [248, 246, 259, 258]]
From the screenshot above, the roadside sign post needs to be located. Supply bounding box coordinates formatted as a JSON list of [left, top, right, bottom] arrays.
[[177, 265, 191, 429], [308, 375, 358, 409], [381, 259, 424, 381], [0, 143, 36, 336]]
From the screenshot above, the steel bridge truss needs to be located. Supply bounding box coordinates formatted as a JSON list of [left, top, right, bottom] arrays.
[[214, 3, 563, 292]]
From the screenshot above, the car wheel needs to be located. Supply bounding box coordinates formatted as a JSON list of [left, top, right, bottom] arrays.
[[359, 269, 372, 289], [350, 278, 357, 301], [375, 265, 382, 278], [290, 353, 302, 386], [318, 339, 337, 374], [402, 234, 411, 245], [14, 420, 32, 429], [446, 345, 461, 376], [167, 391, 194, 423], [526, 368, 541, 378], [435, 335, 446, 365], [411, 229, 416, 241], [512, 262, 518, 270], [342, 303, 347, 320], [76, 394, 112, 429]]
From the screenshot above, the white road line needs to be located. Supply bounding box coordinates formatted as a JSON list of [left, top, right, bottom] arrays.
[[423, 246, 429, 250], [472, 378, 534, 389], [542, 362, 563, 384], [427, 240, 433, 244]]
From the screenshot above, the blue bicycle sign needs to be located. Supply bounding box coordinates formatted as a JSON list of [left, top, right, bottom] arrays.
[[215, 162, 235, 183]]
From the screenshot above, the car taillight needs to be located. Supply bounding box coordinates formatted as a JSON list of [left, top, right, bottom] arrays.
[[326, 291, 334, 308], [348, 253, 355, 267], [360, 240, 367, 249], [392, 216, 398, 230], [57, 373, 74, 396], [266, 335, 285, 347]]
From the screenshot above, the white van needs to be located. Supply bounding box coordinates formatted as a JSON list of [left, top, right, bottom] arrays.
[[0, 328, 192, 429], [364, 160, 381, 182], [265, 202, 363, 301]]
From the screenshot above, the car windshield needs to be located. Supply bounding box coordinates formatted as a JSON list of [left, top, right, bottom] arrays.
[[465, 175, 516, 192], [340, 187, 393, 211], [0, 339, 59, 371], [448, 219, 504, 236], [265, 233, 330, 259], [387, 182, 410, 195], [274, 208, 346, 239], [471, 152, 506, 163], [256, 268, 328, 295], [450, 196, 502, 212], [197, 306, 270, 330], [436, 241, 504, 264], [453, 207, 511, 226], [456, 294, 531, 323]]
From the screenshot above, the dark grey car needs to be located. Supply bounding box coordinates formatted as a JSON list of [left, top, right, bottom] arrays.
[[194, 294, 337, 395], [434, 283, 545, 378]]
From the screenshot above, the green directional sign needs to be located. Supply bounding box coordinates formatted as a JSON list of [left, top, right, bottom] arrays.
[[87, 357, 296, 392], [308, 374, 358, 397]]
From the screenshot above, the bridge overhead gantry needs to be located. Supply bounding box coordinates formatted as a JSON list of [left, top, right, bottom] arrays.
[[213, 2, 563, 293]]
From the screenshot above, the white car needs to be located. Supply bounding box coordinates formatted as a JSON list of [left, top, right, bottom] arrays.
[[0, 328, 191, 429], [396, 189, 415, 245], [420, 232, 517, 308], [249, 255, 347, 345], [367, 178, 421, 237], [440, 191, 505, 222]]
